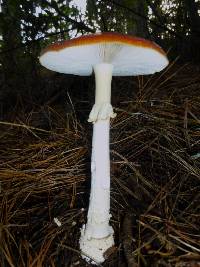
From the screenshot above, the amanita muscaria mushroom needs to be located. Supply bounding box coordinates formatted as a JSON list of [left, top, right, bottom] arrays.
[[39, 32, 168, 264]]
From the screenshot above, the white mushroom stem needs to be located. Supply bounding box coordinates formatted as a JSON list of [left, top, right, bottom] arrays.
[[88, 63, 116, 122], [80, 63, 115, 264]]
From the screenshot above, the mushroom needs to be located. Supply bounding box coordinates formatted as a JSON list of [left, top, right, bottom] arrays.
[[39, 32, 168, 264]]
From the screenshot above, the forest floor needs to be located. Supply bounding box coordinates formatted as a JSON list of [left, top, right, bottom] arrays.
[[0, 63, 200, 267]]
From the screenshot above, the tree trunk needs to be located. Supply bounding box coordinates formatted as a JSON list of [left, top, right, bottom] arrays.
[[1, 0, 23, 83], [125, 0, 150, 38], [183, 0, 200, 61]]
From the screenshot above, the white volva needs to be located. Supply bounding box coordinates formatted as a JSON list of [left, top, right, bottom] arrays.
[[79, 63, 115, 264]]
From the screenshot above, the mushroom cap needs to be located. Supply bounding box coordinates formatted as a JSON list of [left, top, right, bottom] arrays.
[[39, 32, 169, 76]]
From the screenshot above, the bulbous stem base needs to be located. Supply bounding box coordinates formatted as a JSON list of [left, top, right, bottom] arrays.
[[80, 225, 114, 264]]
